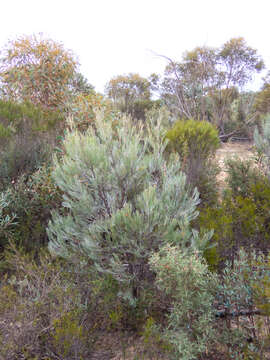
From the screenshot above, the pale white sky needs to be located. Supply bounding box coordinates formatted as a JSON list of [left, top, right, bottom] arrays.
[[1, 0, 269, 93]]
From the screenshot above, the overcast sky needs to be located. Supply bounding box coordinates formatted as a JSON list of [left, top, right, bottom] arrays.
[[1, 0, 269, 93]]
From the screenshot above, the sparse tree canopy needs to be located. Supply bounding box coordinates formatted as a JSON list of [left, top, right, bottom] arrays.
[[160, 37, 264, 137]]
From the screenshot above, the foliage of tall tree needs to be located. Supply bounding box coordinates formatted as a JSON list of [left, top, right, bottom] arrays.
[[0, 34, 79, 110], [160, 38, 264, 139], [105, 73, 157, 120]]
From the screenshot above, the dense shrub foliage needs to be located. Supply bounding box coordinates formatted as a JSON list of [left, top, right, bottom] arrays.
[[0, 166, 62, 254], [47, 113, 211, 305], [166, 119, 220, 161], [166, 118, 220, 205], [0, 100, 63, 189], [200, 179, 270, 268]]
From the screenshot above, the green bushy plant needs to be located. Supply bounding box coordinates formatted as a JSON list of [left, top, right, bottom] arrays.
[[0, 99, 64, 132], [0, 165, 62, 254], [0, 100, 64, 189], [47, 112, 212, 308], [0, 134, 53, 189], [199, 158, 270, 266], [165, 119, 220, 206], [165, 119, 220, 161], [225, 157, 263, 198], [0, 190, 16, 251], [149, 244, 218, 360]]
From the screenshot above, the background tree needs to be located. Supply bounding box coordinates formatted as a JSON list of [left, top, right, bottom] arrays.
[[0, 34, 79, 110], [106, 73, 159, 120], [254, 72, 270, 115], [69, 72, 95, 97], [161, 46, 217, 120], [160, 38, 264, 139], [214, 37, 263, 137]]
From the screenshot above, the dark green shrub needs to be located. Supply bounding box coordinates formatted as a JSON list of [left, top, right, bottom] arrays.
[[0, 100, 64, 189], [197, 159, 220, 207], [0, 99, 64, 132], [199, 176, 270, 266], [0, 165, 62, 254], [0, 134, 54, 189], [225, 157, 263, 198], [165, 119, 220, 206]]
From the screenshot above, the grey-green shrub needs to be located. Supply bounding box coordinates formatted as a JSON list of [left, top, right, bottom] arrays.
[[47, 112, 210, 304]]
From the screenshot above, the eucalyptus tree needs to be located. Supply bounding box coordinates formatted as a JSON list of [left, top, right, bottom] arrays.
[[0, 34, 79, 110], [160, 38, 264, 139]]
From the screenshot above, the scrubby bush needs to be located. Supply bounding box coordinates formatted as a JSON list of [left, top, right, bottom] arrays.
[[47, 112, 211, 309], [216, 249, 270, 359], [0, 99, 64, 131], [225, 157, 263, 198], [0, 165, 62, 254], [0, 190, 16, 250], [149, 245, 218, 360], [166, 119, 220, 161], [199, 159, 270, 266], [0, 245, 93, 359], [0, 100, 64, 189], [0, 134, 53, 189], [166, 119, 220, 206]]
